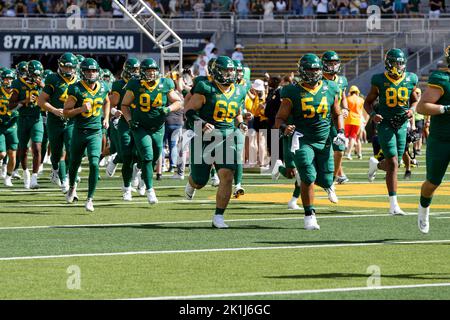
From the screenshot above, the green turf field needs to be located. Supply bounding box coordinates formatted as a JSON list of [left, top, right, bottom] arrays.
[[0, 145, 449, 299]]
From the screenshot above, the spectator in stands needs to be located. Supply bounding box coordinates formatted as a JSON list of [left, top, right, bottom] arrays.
[[0, 0, 5, 15], [86, 0, 98, 17], [231, 44, 244, 62], [35, 0, 47, 16], [275, 0, 287, 13], [209, 47, 218, 59], [429, 0, 444, 19], [303, 0, 314, 16], [400, 0, 409, 13], [113, 0, 124, 17], [264, 75, 282, 157], [193, 0, 205, 17], [408, 0, 420, 17], [337, 0, 350, 17], [291, 0, 302, 15], [263, 0, 274, 19], [359, 0, 367, 14], [345, 85, 365, 160], [381, 0, 394, 17], [168, 0, 178, 17], [160, 0, 171, 15], [349, 0, 360, 15], [328, 0, 337, 16], [193, 51, 208, 76], [235, 0, 250, 18], [100, 0, 113, 17], [314, 0, 329, 18], [180, 0, 192, 17], [215, 0, 233, 16], [15, 0, 27, 17], [251, 0, 265, 16], [53, 0, 66, 14]]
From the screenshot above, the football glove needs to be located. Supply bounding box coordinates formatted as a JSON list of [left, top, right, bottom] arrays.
[[333, 130, 347, 147], [389, 113, 408, 130], [128, 119, 139, 130]]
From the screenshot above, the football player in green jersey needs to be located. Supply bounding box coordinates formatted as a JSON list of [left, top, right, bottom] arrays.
[[108, 57, 141, 200], [0, 69, 19, 187], [322, 51, 350, 185], [121, 58, 182, 204], [16, 61, 28, 80], [63, 58, 110, 212], [275, 54, 345, 230], [184, 56, 248, 228], [8, 60, 45, 189], [364, 48, 419, 215], [416, 45, 450, 233], [38, 52, 78, 194]]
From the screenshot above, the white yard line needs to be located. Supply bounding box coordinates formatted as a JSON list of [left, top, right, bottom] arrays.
[[0, 239, 449, 262], [129, 282, 450, 300]]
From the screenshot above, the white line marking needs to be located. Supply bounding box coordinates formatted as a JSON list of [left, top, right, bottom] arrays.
[[0, 239, 449, 262], [129, 282, 450, 300]]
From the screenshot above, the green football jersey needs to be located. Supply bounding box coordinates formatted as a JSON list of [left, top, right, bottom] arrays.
[[237, 78, 252, 93], [193, 80, 247, 131], [43, 73, 77, 124], [67, 80, 109, 130], [281, 80, 339, 147], [371, 71, 418, 120], [0, 87, 17, 127], [190, 75, 212, 95], [11, 77, 42, 119], [111, 79, 128, 110], [125, 77, 175, 130], [428, 70, 450, 141], [324, 74, 348, 105]]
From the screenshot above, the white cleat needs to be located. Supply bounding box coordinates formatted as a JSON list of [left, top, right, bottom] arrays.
[[324, 186, 338, 204], [170, 173, 184, 180], [233, 185, 245, 198], [43, 155, 52, 165], [106, 157, 117, 177], [38, 163, 44, 176], [50, 169, 61, 186], [288, 199, 301, 210], [389, 205, 406, 216], [138, 178, 146, 196], [211, 174, 220, 187], [85, 198, 95, 212], [304, 214, 320, 230], [4, 175, 13, 187], [12, 169, 21, 180], [61, 180, 69, 194], [368, 156, 379, 182], [131, 165, 140, 188], [146, 188, 158, 204], [99, 158, 106, 167], [23, 169, 30, 189], [185, 182, 196, 200], [66, 185, 79, 203], [212, 214, 229, 229], [418, 205, 430, 234], [123, 187, 133, 201], [0, 164, 6, 178], [30, 174, 40, 189], [271, 160, 283, 180]]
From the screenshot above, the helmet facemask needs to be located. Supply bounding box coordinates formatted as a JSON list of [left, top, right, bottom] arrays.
[[2, 76, 13, 89], [58, 63, 76, 79], [323, 60, 341, 75], [214, 66, 236, 85], [82, 68, 99, 84], [387, 60, 406, 78], [141, 68, 159, 82], [300, 67, 323, 86]]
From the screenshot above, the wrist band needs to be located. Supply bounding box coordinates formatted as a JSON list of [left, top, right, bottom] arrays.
[[111, 108, 117, 116], [370, 111, 377, 117]]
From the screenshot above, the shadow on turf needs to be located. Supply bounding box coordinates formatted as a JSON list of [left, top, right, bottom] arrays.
[[265, 272, 450, 280], [54, 224, 289, 230], [256, 239, 400, 245]]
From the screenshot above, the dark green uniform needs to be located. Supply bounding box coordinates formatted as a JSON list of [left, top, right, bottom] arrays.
[[425, 70, 450, 185], [234, 79, 251, 187], [0, 88, 18, 152], [281, 80, 339, 187], [11, 78, 43, 147], [371, 71, 418, 158], [67, 80, 109, 198], [190, 81, 247, 186], [124, 77, 175, 189], [327, 75, 348, 152], [43, 73, 77, 183]]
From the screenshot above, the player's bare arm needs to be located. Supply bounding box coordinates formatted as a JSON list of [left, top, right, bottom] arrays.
[[63, 95, 86, 118], [167, 90, 182, 112], [120, 90, 134, 124], [364, 85, 382, 124], [275, 98, 295, 135], [38, 91, 64, 118], [417, 86, 447, 115], [102, 95, 110, 129]]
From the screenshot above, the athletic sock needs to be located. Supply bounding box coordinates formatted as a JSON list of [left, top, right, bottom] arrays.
[[304, 205, 315, 216], [420, 195, 432, 208], [215, 207, 225, 215]]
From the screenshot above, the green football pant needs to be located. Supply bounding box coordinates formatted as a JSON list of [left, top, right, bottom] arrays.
[[118, 119, 137, 188], [293, 142, 334, 188], [69, 128, 102, 199], [18, 116, 44, 148], [426, 135, 450, 186], [0, 124, 18, 152], [108, 121, 123, 163], [40, 121, 48, 163], [377, 121, 407, 159], [48, 121, 74, 184], [132, 125, 164, 190]]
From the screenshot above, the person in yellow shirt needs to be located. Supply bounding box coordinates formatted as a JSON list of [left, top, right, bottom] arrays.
[[345, 85, 365, 160]]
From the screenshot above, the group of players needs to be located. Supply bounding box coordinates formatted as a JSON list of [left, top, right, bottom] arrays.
[[0, 45, 449, 233]]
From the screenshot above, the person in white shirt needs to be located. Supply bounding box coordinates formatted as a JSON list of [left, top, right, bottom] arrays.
[[203, 37, 215, 57], [263, 0, 274, 19], [314, 0, 329, 17], [231, 44, 244, 62], [275, 0, 287, 12]]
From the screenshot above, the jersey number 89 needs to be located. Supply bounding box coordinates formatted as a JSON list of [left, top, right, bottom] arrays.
[[385, 87, 409, 108]]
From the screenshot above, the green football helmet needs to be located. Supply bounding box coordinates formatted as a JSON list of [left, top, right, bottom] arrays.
[[43, 69, 53, 80], [233, 59, 244, 82], [140, 58, 159, 82], [58, 52, 78, 79], [1, 68, 16, 88], [122, 57, 140, 81], [445, 45, 450, 67], [16, 61, 28, 79], [102, 68, 114, 82], [385, 48, 406, 78], [80, 58, 100, 84], [322, 50, 341, 75], [76, 54, 85, 65], [207, 58, 216, 75], [27, 60, 44, 82], [298, 54, 323, 85], [211, 56, 236, 85]]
